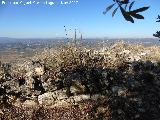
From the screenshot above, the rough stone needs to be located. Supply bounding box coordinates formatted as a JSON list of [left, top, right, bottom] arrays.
[[23, 100, 38, 107], [34, 67, 44, 76], [38, 90, 68, 105]]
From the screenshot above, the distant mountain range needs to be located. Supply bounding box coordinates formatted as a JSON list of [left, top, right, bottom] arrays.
[[0, 37, 66, 44], [0, 37, 18, 43]]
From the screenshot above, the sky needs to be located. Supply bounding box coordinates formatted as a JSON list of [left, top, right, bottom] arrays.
[[0, 0, 160, 38]]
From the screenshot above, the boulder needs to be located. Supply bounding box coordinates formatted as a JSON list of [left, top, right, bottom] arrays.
[[38, 90, 68, 105], [52, 94, 91, 107], [34, 67, 44, 76], [23, 100, 38, 107]]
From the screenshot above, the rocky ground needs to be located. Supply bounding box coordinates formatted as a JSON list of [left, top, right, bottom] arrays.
[[0, 42, 160, 120]]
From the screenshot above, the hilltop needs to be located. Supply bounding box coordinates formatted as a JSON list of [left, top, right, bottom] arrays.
[[0, 41, 160, 120]]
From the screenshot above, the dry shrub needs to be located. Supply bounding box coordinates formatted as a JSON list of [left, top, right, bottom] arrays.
[[1, 42, 160, 120]]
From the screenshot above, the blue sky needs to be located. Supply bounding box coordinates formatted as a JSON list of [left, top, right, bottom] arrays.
[[0, 0, 160, 38]]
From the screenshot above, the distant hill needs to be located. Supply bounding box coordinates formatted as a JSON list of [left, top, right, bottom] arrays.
[[0, 37, 18, 43]]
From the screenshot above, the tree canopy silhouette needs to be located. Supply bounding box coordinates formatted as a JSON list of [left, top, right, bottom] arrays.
[[153, 15, 160, 39], [104, 0, 160, 39], [103, 0, 149, 23]]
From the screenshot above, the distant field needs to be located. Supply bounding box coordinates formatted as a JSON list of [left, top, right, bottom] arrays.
[[0, 38, 159, 63]]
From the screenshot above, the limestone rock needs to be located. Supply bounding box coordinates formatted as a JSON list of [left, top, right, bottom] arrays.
[[34, 67, 44, 76], [0, 109, 3, 115], [38, 90, 68, 105], [23, 100, 38, 107]]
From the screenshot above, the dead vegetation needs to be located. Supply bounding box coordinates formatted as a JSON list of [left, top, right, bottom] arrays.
[[0, 42, 160, 120]]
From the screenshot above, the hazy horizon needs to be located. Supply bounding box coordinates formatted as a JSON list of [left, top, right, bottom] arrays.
[[0, 36, 157, 39], [0, 0, 160, 38]]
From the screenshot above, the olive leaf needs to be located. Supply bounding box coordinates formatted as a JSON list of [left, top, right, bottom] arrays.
[[131, 6, 149, 13], [129, 1, 135, 11], [156, 15, 160, 22], [104, 1, 149, 23], [103, 3, 116, 14], [120, 5, 134, 23], [153, 31, 160, 38], [130, 13, 144, 19], [112, 7, 119, 17], [125, 4, 128, 10]]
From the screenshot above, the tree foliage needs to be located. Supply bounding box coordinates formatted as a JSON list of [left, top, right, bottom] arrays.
[[153, 15, 160, 39], [103, 0, 149, 23], [104, 0, 160, 39]]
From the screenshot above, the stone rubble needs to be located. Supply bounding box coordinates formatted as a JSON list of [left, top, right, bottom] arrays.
[[0, 42, 160, 120]]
